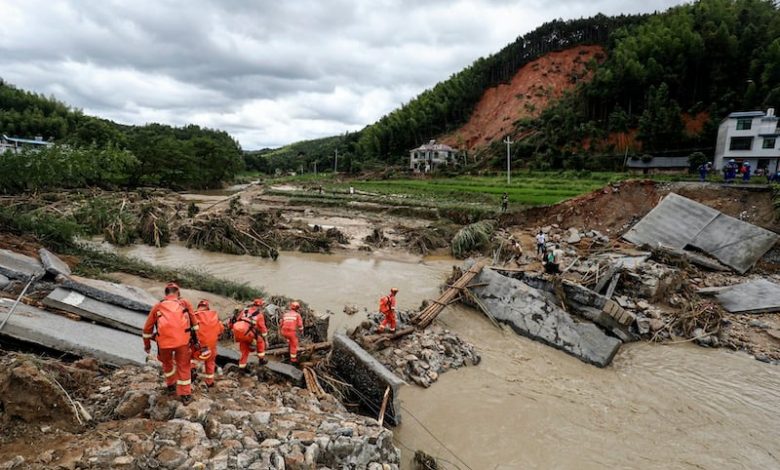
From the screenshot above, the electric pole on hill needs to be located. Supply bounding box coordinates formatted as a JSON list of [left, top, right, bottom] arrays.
[[334, 149, 338, 173], [504, 136, 513, 185]]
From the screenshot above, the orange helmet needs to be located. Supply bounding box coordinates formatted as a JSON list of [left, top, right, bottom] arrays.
[[196, 346, 212, 361], [390, 287, 399, 294], [164, 282, 180, 295], [290, 301, 301, 311], [253, 298, 265, 307], [197, 299, 210, 309]]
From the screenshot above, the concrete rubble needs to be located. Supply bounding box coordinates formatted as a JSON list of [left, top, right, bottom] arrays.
[[469, 268, 622, 367], [700, 278, 780, 314], [357, 311, 481, 388], [0, 352, 401, 469], [331, 333, 404, 426], [0, 249, 45, 282]]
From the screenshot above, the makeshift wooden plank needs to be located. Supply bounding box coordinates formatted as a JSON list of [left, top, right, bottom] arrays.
[[413, 261, 486, 328]]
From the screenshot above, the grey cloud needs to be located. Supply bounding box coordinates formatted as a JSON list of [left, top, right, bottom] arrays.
[[0, 0, 686, 148]]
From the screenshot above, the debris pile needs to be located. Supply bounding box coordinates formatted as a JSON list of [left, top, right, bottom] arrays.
[[353, 312, 481, 388], [0, 351, 401, 469]]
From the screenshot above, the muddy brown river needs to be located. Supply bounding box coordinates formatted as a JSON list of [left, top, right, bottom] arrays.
[[118, 244, 780, 469]]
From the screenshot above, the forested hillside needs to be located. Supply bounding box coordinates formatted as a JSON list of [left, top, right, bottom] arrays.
[[0, 80, 243, 191], [347, 0, 780, 169]]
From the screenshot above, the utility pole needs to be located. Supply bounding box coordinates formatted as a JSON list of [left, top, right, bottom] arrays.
[[334, 149, 338, 173], [503, 136, 513, 185], [314, 161, 318, 177]]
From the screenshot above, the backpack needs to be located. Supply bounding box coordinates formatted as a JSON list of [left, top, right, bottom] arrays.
[[379, 296, 392, 313], [154, 299, 191, 348], [231, 308, 258, 342], [546, 251, 555, 264]]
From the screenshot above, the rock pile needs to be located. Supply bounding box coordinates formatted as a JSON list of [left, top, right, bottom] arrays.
[[0, 351, 400, 469], [357, 311, 481, 388]]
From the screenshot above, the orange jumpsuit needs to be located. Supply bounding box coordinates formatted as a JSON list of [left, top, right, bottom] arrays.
[[378, 294, 397, 333], [229, 306, 268, 369], [143, 295, 199, 397], [191, 309, 224, 385], [280, 309, 304, 362]]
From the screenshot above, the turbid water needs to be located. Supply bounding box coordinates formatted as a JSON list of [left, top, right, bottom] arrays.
[[117, 244, 780, 469], [117, 244, 454, 334]]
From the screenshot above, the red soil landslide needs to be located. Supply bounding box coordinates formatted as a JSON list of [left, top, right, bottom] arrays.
[[441, 45, 604, 151]]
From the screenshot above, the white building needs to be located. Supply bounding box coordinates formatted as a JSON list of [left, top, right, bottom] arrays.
[[0, 134, 52, 154], [409, 140, 458, 173], [713, 109, 779, 173]]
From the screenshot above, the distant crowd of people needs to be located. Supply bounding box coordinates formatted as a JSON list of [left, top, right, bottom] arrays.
[[697, 160, 780, 183]]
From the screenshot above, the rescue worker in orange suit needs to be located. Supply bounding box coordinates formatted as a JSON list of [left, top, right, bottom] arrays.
[[142, 282, 199, 405], [281, 301, 304, 363], [190, 299, 223, 387], [227, 298, 268, 371], [377, 287, 399, 333]]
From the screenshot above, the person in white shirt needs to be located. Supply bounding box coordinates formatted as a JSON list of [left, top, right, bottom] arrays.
[[535, 230, 546, 256]]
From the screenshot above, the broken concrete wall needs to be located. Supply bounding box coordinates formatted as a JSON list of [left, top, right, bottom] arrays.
[[496, 269, 636, 336], [0, 249, 45, 281], [0, 299, 146, 366], [43, 288, 145, 334], [38, 248, 71, 277], [471, 269, 621, 367], [61, 276, 158, 312], [331, 333, 403, 426], [700, 279, 780, 314], [623, 193, 779, 273]]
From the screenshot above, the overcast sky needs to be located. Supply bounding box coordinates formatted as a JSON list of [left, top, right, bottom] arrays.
[[1, 0, 687, 149]]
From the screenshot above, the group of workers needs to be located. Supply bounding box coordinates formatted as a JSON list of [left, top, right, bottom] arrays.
[[142, 282, 304, 404], [536, 230, 565, 274]]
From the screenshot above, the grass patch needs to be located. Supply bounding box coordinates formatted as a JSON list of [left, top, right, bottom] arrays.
[[68, 246, 266, 301]]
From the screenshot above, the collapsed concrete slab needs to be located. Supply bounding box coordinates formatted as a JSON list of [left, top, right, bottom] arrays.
[[493, 268, 636, 342], [61, 276, 158, 312], [264, 361, 304, 387], [38, 248, 71, 277], [331, 333, 403, 426], [0, 249, 45, 281], [471, 268, 621, 367], [623, 193, 779, 273], [0, 298, 146, 366], [43, 288, 145, 334], [700, 279, 780, 314]]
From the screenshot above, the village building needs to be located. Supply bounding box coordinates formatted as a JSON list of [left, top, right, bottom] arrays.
[[409, 140, 458, 173], [0, 134, 53, 154], [713, 108, 779, 174]]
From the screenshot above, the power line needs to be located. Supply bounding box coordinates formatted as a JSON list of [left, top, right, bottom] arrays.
[[401, 404, 475, 470]]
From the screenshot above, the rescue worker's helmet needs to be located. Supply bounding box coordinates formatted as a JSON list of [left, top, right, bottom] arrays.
[[253, 298, 265, 307], [390, 287, 399, 294], [290, 301, 301, 311], [197, 299, 210, 309], [164, 281, 180, 295], [197, 346, 212, 361]]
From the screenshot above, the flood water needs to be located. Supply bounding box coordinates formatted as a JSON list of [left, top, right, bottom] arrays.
[[117, 244, 455, 334], [117, 244, 780, 469]]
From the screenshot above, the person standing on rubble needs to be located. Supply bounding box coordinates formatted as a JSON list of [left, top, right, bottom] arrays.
[[535, 230, 546, 256], [377, 287, 399, 334], [227, 298, 268, 372], [190, 299, 223, 387], [501, 193, 509, 213], [281, 301, 305, 363], [142, 282, 199, 405], [553, 245, 565, 274]]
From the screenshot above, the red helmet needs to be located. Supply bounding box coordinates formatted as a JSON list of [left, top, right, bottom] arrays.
[[164, 282, 180, 295], [197, 299, 210, 309], [290, 301, 301, 311], [253, 298, 265, 307], [196, 346, 212, 361]]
